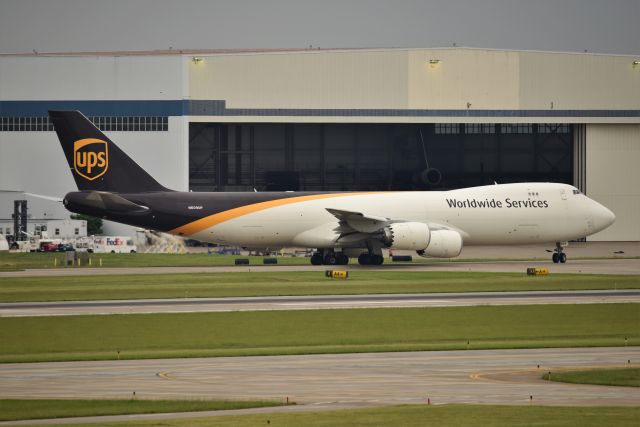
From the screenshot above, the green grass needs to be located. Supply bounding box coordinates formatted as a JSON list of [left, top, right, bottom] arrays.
[[0, 399, 286, 422], [0, 252, 309, 270], [1, 271, 639, 302], [0, 304, 637, 363], [543, 367, 640, 387], [21, 404, 640, 427]]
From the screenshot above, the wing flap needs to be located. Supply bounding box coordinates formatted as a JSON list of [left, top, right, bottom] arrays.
[[325, 208, 389, 233]]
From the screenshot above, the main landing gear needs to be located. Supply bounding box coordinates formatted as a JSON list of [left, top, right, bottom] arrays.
[[357, 252, 384, 266], [358, 245, 384, 265], [310, 250, 349, 266], [552, 241, 567, 264], [310, 248, 384, 266]]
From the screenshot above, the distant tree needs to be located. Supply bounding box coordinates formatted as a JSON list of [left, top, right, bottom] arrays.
[[71, 214, 103, 235]]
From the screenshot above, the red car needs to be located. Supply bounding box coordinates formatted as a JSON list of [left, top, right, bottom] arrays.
[[38, 242, 59, 252]]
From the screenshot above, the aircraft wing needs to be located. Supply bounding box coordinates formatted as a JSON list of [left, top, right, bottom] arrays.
[[325, 207, 465, 252], [325, 208, 390, 233]]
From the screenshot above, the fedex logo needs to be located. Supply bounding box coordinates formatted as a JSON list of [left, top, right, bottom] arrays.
[[106, 237, 124, 246]]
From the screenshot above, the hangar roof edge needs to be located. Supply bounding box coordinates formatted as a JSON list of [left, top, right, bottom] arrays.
[[1, 46, 638, 58]]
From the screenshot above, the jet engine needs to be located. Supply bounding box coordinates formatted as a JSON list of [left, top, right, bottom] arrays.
[[416, 229, 463, 258], [383, 222, 430, 251]]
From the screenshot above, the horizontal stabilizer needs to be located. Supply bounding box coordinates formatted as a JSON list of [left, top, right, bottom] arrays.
[[66, 191, 149, 215], [24, 193, 64, 202]]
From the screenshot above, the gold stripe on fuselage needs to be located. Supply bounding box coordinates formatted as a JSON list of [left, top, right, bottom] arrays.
[[169, 192, 380, 236]]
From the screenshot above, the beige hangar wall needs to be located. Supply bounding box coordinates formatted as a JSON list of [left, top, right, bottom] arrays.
[[518, 51, 640, 110], [188, 48, 640, 120], [407, 49, 520, 110], [586, 124, 640, 241], [188, 50, 409, 109]]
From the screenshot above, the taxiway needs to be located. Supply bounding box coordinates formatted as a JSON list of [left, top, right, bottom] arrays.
[[1, 289, 638, 317], [0, 347, 637, 410]]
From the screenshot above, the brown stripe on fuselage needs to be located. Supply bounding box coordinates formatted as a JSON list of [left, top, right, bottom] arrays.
[[169, 192, 379, 236]]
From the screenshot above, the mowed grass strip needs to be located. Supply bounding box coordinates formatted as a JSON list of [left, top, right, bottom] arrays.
[[0, 399, 285, 422], [0, 253, 312, 270], [544, 367, 640, 387], [0, 304, 637, 363], [22, 405, 640, 427], [1, 271, 639, 302]]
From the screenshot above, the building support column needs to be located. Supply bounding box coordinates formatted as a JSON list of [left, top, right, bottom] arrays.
[[573, 124, 586, 194]]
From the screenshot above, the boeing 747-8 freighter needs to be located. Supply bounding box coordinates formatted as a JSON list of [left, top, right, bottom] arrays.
[[50, 110, 615, 265]]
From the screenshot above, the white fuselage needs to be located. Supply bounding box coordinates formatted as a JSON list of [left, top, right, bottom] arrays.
[[184, 183, 615, 250]]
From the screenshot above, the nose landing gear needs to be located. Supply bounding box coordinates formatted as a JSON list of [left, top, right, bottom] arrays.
[[552, 242, 567, 263]]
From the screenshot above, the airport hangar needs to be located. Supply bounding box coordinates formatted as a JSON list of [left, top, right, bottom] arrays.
[[0, 47, 638, 240]]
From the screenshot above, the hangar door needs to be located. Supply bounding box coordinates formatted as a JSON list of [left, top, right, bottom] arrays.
[[189, 123, 573, 192]]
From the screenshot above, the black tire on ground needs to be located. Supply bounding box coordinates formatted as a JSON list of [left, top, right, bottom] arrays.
[[552, 253, 559, 263], [372, 254, 384, 265], [358, 253, 371, 265], [336, 253, 349, 265], [324, 253, 338, 265], [310, 253, 323, 265], [559, 252, 567, 263]]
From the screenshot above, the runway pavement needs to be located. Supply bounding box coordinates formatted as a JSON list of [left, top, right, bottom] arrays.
[[1, 258, 639, 277], [0, 347, 637, 426], [1, 289, 638, 317]]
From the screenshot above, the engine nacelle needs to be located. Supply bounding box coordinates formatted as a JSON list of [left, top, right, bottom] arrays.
[[417, 229, 463, 258], [383, 222, 430, 251]]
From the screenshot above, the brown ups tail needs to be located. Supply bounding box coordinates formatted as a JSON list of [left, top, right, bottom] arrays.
[[49, 110, 168, 193]]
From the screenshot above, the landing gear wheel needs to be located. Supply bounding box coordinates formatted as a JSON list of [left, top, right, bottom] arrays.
[[358, 253, 371, 265], [310, 253, 323, 265], [324, 253, 338, 265], [552, 241, 567, 264], [371, 254, 384, 265], [336, 253, 349, 265]]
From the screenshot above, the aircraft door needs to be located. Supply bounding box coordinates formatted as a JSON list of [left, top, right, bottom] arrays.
[[560, 189, 567, 200]]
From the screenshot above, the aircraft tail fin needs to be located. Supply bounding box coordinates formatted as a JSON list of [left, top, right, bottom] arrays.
[[49, 110, 168, 193]]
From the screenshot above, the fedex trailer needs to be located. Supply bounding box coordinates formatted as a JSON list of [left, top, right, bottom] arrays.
[[82, 236, 137, 253]]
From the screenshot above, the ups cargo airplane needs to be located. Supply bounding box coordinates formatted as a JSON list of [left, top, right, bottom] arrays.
[[50, 111, 615, 266]]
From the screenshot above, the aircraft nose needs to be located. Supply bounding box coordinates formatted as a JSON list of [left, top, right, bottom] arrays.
[[591, 201, 615, 231]]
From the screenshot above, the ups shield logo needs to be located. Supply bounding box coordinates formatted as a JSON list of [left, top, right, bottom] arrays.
[[74, 138, 108, 181]]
